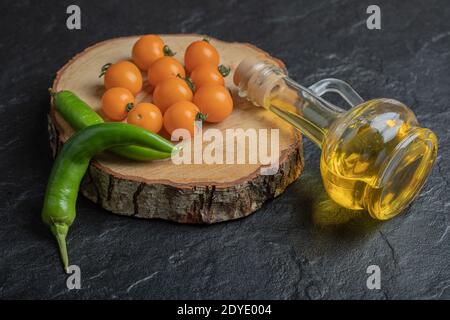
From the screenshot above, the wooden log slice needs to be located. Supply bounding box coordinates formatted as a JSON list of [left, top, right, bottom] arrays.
[[49, 35, 303, 224]]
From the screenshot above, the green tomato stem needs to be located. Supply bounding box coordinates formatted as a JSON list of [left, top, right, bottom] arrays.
[[218, 65, 231, 77], [163, 45, 176, 57]]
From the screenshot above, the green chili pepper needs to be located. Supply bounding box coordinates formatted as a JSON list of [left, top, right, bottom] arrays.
[[51, 90, 172, 160], [42, 122, 175, 272]]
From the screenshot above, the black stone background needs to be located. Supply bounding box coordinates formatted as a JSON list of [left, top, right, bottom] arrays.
[[0, 0, 449, 299]]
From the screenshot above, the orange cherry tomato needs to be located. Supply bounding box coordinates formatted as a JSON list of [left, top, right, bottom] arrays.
[[132, 35, 165, 71], [147, 56, 186, 88], [103, 61, 142, 95], [163, 101, 200, 137], [152, 77, 193, 114], [127, 102, 163, 133], [193, 85, 233, 123], [101, 87, 135, 121], [190, 63, 224, 89], [184, 40, 220, 74]]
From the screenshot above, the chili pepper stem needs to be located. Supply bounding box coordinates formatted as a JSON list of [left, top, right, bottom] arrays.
[[50, 223, 69, 273]]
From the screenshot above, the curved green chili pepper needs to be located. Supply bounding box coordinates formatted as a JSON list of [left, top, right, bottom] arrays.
[[42, 122, 174, 272], [51, 90, 172, 160]]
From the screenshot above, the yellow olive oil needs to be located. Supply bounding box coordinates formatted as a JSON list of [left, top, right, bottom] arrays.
[[270, 97, 437, 220]]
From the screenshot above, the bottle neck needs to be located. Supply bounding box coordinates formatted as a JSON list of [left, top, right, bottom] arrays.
[[270, 77, 342, 147], [235, 58, 342, 148]]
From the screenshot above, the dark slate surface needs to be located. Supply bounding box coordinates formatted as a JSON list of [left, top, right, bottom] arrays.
[[0, 0, 449, 299]]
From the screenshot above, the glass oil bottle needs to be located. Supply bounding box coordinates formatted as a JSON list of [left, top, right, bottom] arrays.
[[234, 56, 438, 220]]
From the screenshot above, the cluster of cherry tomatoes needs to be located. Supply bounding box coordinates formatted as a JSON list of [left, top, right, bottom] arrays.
[[100, 35, 233, 137]]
